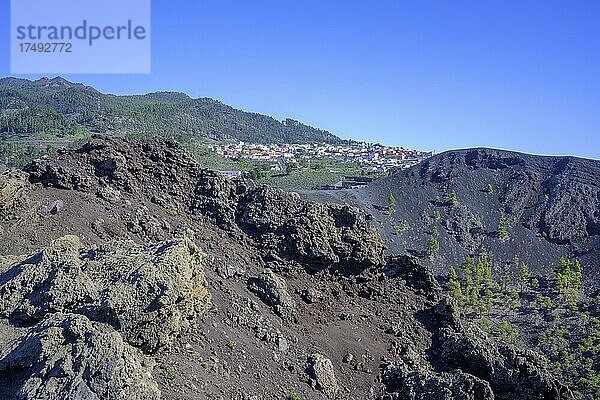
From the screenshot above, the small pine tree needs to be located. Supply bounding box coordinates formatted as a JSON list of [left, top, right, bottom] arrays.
[[446, 267, 463, 301], [426, 235, 440, 258], [536, 294, 554, 311], [498, 209, 509, 240], [388, 194, 396, 214], [449, 190, 458, 207], [486, 183, 494, 193], [516, 261, 531, 293], [494, 320, 519, 343], [458, 255, 496, 315], [555, 257, 583, 310]]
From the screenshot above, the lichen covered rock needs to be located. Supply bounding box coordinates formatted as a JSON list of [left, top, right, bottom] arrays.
[[0, 313, 160, 400], [307, 353, 339, 398], [0, 235, 211, 354], [247, 269, 295, 320], [0, 170, 28, 217]]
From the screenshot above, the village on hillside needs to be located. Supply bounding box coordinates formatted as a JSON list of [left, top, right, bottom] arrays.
[[212, 142, 434, 175]]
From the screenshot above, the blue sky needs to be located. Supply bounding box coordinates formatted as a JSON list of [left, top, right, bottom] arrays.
[[1, 1, 599, 158]]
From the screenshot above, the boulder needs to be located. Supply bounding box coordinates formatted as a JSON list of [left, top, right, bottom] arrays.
[[0, 170, 27, 217], [0, 313, 160, 400], [248, 269, 295, 321], [307, 353, 339, 398], [0, 236, 211, 354]]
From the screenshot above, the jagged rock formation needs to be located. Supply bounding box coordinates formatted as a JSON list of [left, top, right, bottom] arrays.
[[0, 137, 578, 399], [238, 186, 385, 272], [247, 269, 296, 321], [22, 136, 382, 271], [0, 170, 27, 217], [0, 313, 160, 400], [0, 235, 209, 399]]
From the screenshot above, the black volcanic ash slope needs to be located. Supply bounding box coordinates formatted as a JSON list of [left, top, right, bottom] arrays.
[[304, 148, 600, 399], [306, 148, 600, 285], [0, 137, 572, 400]]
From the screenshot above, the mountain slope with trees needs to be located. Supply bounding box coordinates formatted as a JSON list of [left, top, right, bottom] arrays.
[[0, 76, 341, 144]]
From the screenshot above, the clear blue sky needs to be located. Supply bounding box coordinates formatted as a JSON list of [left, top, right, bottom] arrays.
[[1, 1, 599, 158]]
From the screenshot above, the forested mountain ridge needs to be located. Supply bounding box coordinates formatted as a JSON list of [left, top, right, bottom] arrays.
[[0, 76, 341, 144]]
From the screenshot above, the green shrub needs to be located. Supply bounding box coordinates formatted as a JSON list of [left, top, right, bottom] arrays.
[[498, 209, 509, 240], [288, 388, 301, 400], [426, 236, 440, 258], [449, 190, 458, 206], [163, 366, 176, 380]]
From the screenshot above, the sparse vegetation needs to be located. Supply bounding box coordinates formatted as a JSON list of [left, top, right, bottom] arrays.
[[449, 190, 458, 207], [227, 340, 238, 351], [163, 366, 177, 380], [498, 209, 509, 240], [391, 219, 408, 236], [447, 251, 596, 399], [486, 183, 494, 193], [426, 236, 440, 258], [536, 294, 554, 311], [494, 320, 519, 344], [513, 257, 531, 293]]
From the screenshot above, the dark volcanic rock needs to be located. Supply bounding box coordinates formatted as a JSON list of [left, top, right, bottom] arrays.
[[238, 186, 385, 273], [0, 313, 160, 400], [384, 255, 441, 301], [379, 298, 574, 400], [432, 299, 574, 400], [381, 363, 494, 400]]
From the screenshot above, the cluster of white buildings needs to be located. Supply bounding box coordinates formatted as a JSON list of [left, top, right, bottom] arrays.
[[211, 142, 433, 174]]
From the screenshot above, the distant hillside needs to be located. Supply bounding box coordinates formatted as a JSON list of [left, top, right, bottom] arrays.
[[0, 76, 341, 144]]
